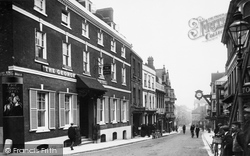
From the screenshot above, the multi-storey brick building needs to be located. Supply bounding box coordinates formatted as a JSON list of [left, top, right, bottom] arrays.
[[130, 49, 143, 137], [142, 57, 157, 125], [0, 0, 132, 150]]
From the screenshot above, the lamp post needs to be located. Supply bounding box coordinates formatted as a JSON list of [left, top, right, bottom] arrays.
[[228, 11, 250, 126]]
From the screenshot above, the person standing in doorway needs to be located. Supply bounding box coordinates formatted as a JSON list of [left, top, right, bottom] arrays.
[[68, 123, 76, 150], [195, 125, 200, 138]]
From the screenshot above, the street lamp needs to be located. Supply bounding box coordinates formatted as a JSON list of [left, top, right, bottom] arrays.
[[228, 11, 250, 125]]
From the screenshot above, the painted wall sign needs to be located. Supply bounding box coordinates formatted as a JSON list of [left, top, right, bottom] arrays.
[[188, 13, 226, 41], [42, 66, 76, 78]]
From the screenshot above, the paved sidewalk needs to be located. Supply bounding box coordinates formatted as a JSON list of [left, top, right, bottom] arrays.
[[63, 131, 178, 155], [201, 130, 215, 156], [0, 130, 215, 156]]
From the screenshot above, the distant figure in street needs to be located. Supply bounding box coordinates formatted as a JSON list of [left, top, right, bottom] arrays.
[[190, 125, 195, 138], [195, 125, 200, 138], [231, 122, 244, 156], [221, 125, 233, 156], [68, 123, 76, 150], [182, 125, 186, 134]]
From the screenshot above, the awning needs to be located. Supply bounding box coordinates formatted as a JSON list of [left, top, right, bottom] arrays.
[[76, 75, 106, 92], [222, 94, 234, 103]]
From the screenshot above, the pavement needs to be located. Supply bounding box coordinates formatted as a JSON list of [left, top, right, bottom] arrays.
[[0, 130, 215, 156]]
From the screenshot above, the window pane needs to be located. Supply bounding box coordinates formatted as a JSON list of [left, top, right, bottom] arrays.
[[38, 111, 45, 127]]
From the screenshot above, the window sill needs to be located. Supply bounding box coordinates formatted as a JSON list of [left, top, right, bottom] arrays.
[[98, 75, 105, 79], [111, 50, 116, 53], [61, 23, 72, 29], [97, 43, 104, 47], [35, 59, 49, 65], [99, 122, 105, 125], [111, 80, 117, 83], [34, 7, 48, 17], [83, 72, 91, 76], [112, 121, 117, 124], [62, 66, 72, 71], [36, 129, 50, 133], [82, 34, 90, 39], [122, 83, 127, 86]]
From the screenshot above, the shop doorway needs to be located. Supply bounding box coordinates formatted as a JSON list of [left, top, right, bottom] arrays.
[[79, 96, 89, 138]]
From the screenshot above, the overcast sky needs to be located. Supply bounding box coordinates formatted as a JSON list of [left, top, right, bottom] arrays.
[[91, 0, 230, 109]]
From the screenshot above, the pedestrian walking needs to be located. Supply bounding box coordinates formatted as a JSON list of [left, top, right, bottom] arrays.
[[195, 125, 200, 138], [182, 125, 186, 134], [190, 124, 195, 138], [68, 123, 76, 150]]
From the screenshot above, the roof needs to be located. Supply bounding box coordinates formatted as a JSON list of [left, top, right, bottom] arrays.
[[211, 72, 225, 83]]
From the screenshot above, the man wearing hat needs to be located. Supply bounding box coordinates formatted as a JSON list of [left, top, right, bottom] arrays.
[[68, 123, 76, 150], [231, 121, 244, 156]]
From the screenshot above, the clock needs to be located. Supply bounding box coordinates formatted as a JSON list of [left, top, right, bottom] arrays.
[[195, 90, 203, 100]]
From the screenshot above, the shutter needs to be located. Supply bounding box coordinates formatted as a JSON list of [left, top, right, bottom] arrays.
[[59, 93, 65, 128], [121, 100, 124, 121], [30, 90, 38, 131], [97, 98, 101, 124], [104, 97, 109, 123], [49, 92, 56, 129], [126, 100, 129, 121], [110, 98, 114, 121], [117, 99, 120, 122], [72, 94, 77, 125]]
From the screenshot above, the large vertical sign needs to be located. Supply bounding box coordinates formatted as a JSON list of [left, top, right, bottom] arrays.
[[1, 71, 24, 151]]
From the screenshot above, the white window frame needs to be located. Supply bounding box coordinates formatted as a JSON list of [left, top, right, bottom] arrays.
[[122, 64, 126, 85], [122, 100, 127, 122], [121, 45, 126, 58], [112, 99, 117, 123], [35, 29, 47, 61], [37, 91, 49, 132], [148, 75, 151, 88], [34, 0, 47, 16], [111, 58, 116, 82], [82, 19, 89, 38], [98, 53, 104, 79], [62, 42, 71, 69], [111, 38, 116, 52], [61, 9, 70, 28], [97, 30, 103, 45], [99, 98, 105, 124], [64, 94, 72, 127], [83, 45, 90, 74], [152, 77, 154, 89]]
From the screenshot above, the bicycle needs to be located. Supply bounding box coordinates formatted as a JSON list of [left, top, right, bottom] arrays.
[[212, 135, 222, 156]]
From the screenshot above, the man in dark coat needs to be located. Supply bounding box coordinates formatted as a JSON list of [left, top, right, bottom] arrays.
[[182, 125, 186, 134], [195, 125, 200, 138], [190, 124, 195, 138], [222, 126, 233, 156], [68, 123, 76, 150]]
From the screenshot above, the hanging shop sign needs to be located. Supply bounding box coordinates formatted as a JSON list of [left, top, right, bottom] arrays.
[[42, 66, 76, 78], [103, 64, 111, 75], [2, 74, 23, 116]]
